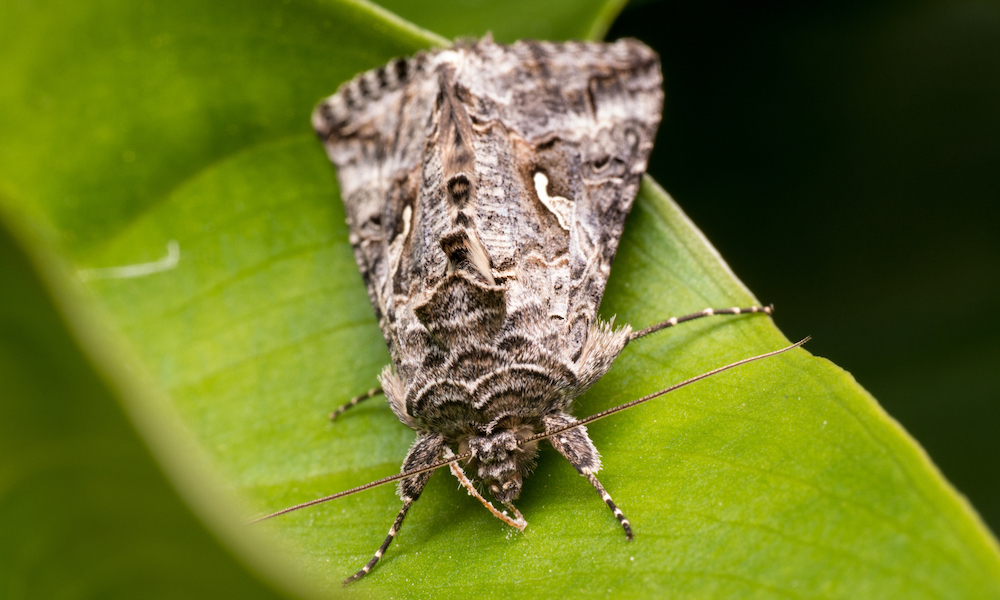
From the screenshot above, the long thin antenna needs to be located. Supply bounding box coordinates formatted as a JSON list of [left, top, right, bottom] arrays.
[[520, 337, 809, 447], [250, 451, 471, 523], [250, 337, 808, 523]]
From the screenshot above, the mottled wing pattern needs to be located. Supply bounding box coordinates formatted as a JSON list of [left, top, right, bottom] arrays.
[[314, 38, 662, 431], [312, 52, 442, 365], [450, 39, 663, 359]]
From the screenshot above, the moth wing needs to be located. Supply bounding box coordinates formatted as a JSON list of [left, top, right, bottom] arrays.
[[312, 54, 439, 360], [457, 38, 664, 358]]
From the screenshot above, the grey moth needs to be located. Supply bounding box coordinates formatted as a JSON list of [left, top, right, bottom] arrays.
[[298, 35, 777, 584]]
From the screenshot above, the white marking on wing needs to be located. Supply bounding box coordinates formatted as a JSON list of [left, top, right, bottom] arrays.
[[533, 172, 572, 231]]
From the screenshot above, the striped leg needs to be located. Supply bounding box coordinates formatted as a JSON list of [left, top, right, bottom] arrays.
[[585, 473, 633, 540], [343, 434, 443, 585], [342, 499, 412, 586], [330, 386, 383, 420], [629, 305, 773, 342], [543, 412, 632, 539]]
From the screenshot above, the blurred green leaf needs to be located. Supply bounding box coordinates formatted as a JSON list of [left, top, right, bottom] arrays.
[[1, 0, 999, 598], [0, 210, 303, 599], [374, 0, 627, 42], [0, 0, 444, 255]]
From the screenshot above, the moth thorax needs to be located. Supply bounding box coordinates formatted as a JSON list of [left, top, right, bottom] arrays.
[[462, 427, 539, 503]]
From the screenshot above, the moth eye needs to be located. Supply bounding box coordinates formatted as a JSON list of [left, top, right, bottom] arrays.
[[592, 155, 611, 171]]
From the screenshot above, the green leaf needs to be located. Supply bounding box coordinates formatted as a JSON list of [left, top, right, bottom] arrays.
[[0, 210, 305, 598], [2, 0, 999, 598], [373, 0, 627, 43], [0, 0, 444, 255]]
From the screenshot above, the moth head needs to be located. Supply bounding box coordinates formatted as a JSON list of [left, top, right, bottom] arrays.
[[461, 426, 538, 503]]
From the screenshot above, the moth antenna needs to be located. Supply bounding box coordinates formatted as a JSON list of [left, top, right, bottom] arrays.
[[251, 338, 807, 523], [249, 450, 471, 523], [522, 337, 810, 446], [628, 304, 774, 342]]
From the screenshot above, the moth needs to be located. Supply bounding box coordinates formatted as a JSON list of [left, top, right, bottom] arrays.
[[285, 36, 784, 584]]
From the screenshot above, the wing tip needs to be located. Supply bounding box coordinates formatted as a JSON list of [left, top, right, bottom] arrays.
[[312, 52, 431, 140]]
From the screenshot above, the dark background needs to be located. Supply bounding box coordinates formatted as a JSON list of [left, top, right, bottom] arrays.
[[610, 0, 1000, 534]]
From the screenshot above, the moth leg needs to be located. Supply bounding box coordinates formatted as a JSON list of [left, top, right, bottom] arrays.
[[329, 386, 383, 420], [543, 412, 633, 539], [343, 498, 413, 586], [629, 304, 773, 342], [584, 472, 633, 539], [343, 433, 444, 585]]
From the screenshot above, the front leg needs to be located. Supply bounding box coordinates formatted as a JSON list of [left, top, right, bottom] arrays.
[[343, 433, 445, 585], [543, 412, 633, 539]]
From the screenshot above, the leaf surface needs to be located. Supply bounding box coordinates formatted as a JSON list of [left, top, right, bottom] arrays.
[[1, 0, 998, 598], [0, 210, 304, 599]]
